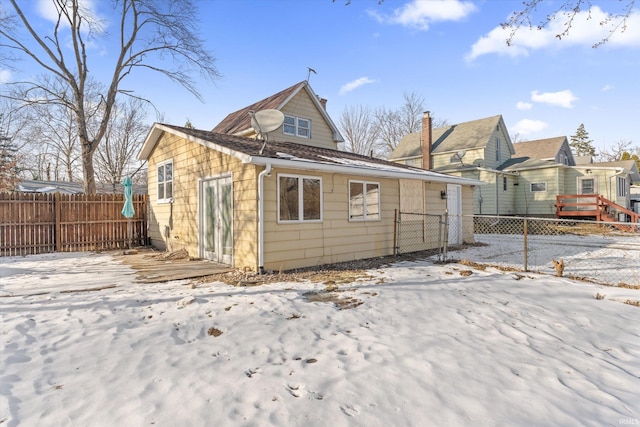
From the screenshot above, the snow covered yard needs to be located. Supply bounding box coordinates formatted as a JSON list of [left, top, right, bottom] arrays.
[[1, 251, 639, 426]]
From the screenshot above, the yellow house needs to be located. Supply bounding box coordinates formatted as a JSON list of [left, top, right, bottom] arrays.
[[138, 82, 482, 272]]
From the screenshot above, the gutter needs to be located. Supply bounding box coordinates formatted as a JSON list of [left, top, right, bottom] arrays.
[[257, 163, 272, 274], [247, 156, 484, 187]]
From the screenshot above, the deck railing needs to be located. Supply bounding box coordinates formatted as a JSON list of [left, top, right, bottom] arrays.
[[556, 194, 639, 229]]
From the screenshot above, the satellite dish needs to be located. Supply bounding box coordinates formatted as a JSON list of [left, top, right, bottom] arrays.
[[249, 109, 285, 138], [472, 159, 484, 167]]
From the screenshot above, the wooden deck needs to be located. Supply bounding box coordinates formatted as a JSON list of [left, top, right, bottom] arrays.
[[114, 248, 234, 283], [556, 194, 640, 231]]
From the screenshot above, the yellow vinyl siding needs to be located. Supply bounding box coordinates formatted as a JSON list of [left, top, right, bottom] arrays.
[[262, 170, 397, 270], [147, 131, 259, 268], [279, 91, 337, 149]]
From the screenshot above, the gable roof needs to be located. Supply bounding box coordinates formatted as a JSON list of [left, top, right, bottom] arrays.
[[211, 81, 344, 142], [499, 136, 572, 170], [391, 115, 512, 160], [140, 123, 482, 186], [512, 137, 568, 160]]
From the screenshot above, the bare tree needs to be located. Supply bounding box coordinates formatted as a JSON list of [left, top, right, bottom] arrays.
[[28, 98, 82, 182], [374, 91, 447, 158], [502, 0, 637, 48], [597, 139, 639, 166], [0, 99, 31, 187], [373, 107, 404, 158], [0, 0, 219, 193], [338, 105, 380, 156], [94, 98, 149, 191]]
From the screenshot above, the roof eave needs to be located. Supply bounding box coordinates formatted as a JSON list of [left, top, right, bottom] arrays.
[[138, 123, 252, 163], [247, 156, 484, 186]]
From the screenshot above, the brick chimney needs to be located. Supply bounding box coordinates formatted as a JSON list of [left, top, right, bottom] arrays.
[[318, 97, 327, 110], [421, 111, 432, 169]]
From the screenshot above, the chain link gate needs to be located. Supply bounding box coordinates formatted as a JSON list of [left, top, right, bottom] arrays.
[[394, 210, 448, 261]]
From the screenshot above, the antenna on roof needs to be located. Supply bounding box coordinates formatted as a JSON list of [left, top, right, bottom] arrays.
[[306, 67, 317, 83], [248, 109, 285, 155]]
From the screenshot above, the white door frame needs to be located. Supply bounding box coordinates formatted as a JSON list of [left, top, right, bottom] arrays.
[[577, 176, 598, 209], [199, 174, 233, 265], [447, 184, 462, 245]]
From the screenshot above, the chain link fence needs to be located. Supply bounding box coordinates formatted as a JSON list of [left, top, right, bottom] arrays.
[[395, 212, 640, 287], [394, 211, 447, 260], [464, 215, 640, 287]]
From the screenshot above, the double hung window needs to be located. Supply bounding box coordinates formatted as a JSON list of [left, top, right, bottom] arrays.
[[278, 174, 322, 222], [157, 160, 173, 202], [349, 180, 380, 221], [283, 115, 311, 138]]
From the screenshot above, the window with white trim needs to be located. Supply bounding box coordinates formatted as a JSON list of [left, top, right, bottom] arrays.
[[157, 160, 173, 202], [503, 176, 508, 192], [495, 138, 501, 162], [283, 115, 311, 138], [278, 174, 322, 222], [530, 182, 547, 192], [349, 180, 380, 221], [617, 177, 627, 197]]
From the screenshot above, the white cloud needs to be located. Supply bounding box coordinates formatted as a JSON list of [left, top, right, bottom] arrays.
[[511, 119, 548, 135], [516, 101, 533, 110], [339, 77, 376, 95], [467, 6, 640, 60], [369, 0, 476, 31], [36, 0, 105, 33], [531, 90, 578, 108], [602, 84, 614, 92], [0, 69, 11, 84]]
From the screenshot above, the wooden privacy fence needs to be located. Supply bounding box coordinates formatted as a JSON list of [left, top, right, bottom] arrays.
[[0, 193, 147, 257]]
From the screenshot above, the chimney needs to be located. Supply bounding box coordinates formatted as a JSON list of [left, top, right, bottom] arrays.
[[421, 111, 432, 169], [318, 97, 327, 110]]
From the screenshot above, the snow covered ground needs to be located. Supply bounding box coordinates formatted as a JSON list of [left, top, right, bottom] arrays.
[[466, 233, 640, 286], [1, 250, 639, 427]]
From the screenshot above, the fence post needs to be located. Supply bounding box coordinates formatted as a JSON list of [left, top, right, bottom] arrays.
[[54, 192, 61, 252], [442, 211, 449, 262], [523, 217, 528, 272], [393, 209, 399, 255]]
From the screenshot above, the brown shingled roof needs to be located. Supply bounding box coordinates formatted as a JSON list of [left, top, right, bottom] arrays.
[[512, 137, 567, 160], [211, 81, 306, 134], [164, 123, 423, 170]]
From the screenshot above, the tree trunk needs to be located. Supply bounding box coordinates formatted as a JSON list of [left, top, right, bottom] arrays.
[[81, 143, 96, 194]]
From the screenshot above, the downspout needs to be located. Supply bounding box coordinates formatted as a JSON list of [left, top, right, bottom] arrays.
[[258, 163, 272, 274]]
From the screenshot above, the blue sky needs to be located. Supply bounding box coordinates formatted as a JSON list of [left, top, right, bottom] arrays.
[[3, 0, 640, 152]]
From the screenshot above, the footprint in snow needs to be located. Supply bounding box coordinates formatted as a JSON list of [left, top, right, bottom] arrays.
[[340, 404, 359, 416]]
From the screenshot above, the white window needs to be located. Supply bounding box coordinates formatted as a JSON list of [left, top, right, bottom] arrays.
[[530, 182, 547, 192], [157, 160, 173, 202], [283, 115, 311, 139], [495, 138, 501, 162], [617, 177, 627, 197], [503, 176, 508, 192], [278, 174, 322, 222], [349, 180, 380, 221]]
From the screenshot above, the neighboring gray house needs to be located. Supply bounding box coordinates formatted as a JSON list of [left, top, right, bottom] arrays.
[[390, 116, 638, 220]]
